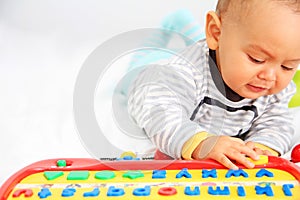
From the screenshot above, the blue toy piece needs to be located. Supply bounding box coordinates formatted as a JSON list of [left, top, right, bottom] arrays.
[[107, 186, 125, 196], [225, 169, 249, 178], [208, 186, 230, 195], [282, 184, 294, 196], [116, 156, 140, 161], [124, 9, 204, 96], [184, 186, 200, 196], [202, 169, 217, 178], [61, 188, 76, 197], [128, 9, 204, 70], [38, 188, 51, 199], [133, 186, 151, 196], [237, 186, 246, 197], [152, 170, 166, 179], [161, 9, 205, 45], [83, 188, 100, 197], [256, 168, 274, 178], [176, 168, 192, 178], [255, 185, 274, 196]]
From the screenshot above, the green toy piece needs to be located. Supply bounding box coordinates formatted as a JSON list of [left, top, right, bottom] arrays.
[[289, 70, 300, 108], [67, 171, 90, 180], [95, 171, 116, 180], [122, 170, 144, 179], [56, 160, 67, 167], [44, 171, 64, 180]]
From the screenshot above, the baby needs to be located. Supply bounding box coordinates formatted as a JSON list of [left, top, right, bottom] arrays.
[[128, 0, 300, 169]]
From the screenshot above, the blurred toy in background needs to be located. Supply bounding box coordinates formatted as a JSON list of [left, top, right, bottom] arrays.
[[291, 144, 300, 163], [128, 9, 205, 72], [120, 9, 205, 97], [289, 70, 300, 108]]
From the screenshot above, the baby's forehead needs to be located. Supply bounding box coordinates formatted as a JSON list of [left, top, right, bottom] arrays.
[[220, 0, 300, 60], [219, 0, 300, 25], [218, 0, 300, 16]]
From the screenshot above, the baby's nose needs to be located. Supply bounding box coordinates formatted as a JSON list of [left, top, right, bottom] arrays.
[[258, 67, 276, 81]]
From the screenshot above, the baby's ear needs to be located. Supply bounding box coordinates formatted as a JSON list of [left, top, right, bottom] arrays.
[[205, 11, 221, 50]]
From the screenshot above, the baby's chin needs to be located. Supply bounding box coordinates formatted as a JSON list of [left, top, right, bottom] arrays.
[[237, 90, 271, 99]]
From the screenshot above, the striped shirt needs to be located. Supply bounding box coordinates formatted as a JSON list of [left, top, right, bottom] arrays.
[[128, 39, 296, 158]]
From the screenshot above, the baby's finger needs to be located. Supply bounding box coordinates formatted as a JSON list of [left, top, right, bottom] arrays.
[[228, 151, 255, 169], [245, 141, 255, 149], [215, 154, 239, 170], [253, 147, 264, 155], [238, 144, 259, 161], [262, 149, 273, 156]]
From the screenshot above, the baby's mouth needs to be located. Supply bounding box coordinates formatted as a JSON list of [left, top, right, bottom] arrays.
[[246, 84, 269, 93]]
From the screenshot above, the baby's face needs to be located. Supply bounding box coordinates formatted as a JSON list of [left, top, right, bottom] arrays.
[[216, 0, 300, 99]]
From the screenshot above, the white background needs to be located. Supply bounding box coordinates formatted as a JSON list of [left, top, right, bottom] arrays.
[[0, 0, 217, 186], [1, 0, 300, 187]]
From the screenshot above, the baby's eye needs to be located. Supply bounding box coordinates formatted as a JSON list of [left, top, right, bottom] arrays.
[[248, 55, 265, 64], [281, 65, 295, 71]]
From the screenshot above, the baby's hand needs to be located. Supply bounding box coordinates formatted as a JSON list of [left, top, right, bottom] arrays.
[[192, 136, 260, 170], [245, 141, 274, 156]]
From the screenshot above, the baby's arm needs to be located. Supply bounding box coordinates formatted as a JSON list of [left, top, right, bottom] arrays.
[[244, 83, 296, 155], [183, 134, 259, 169], [128, 64, 204, 159]]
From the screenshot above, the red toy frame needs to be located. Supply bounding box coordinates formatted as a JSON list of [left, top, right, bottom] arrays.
[[1, 156, 300, 199]]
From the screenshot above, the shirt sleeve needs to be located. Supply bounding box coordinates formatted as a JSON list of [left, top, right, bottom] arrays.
[[244, 81, 297, 155], [128, 63, 206, 159], [181, 131, 213, 160]]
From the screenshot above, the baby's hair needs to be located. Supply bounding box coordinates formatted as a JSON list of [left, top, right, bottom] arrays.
[[216, 0, 300, 15], [216, 0, 231, 15]]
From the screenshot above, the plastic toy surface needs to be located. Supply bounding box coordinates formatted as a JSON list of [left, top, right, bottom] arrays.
[[289, 70, 300, 108], [292, 144, 300, 163], [1, 155, 300, 199]]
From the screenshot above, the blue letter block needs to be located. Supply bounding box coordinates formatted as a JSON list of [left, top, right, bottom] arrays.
[[256, 169, 274, 178], [61, 188, 76, 197], [184, 186, 200, 196], [255, 185, 274, 196], [107, 186, 125, 196], [226, 169, 248, 178], [202, 169, 217, 178], [152, 170, 166, 179], [282, 184, 294, 196], [38, 188, 51, 198], [237, 186, 246, 197], [176, 168, 192, 178], [83, 188, 100, 197], [208, 186, 230, 195], [133, 186, 151, 196]]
